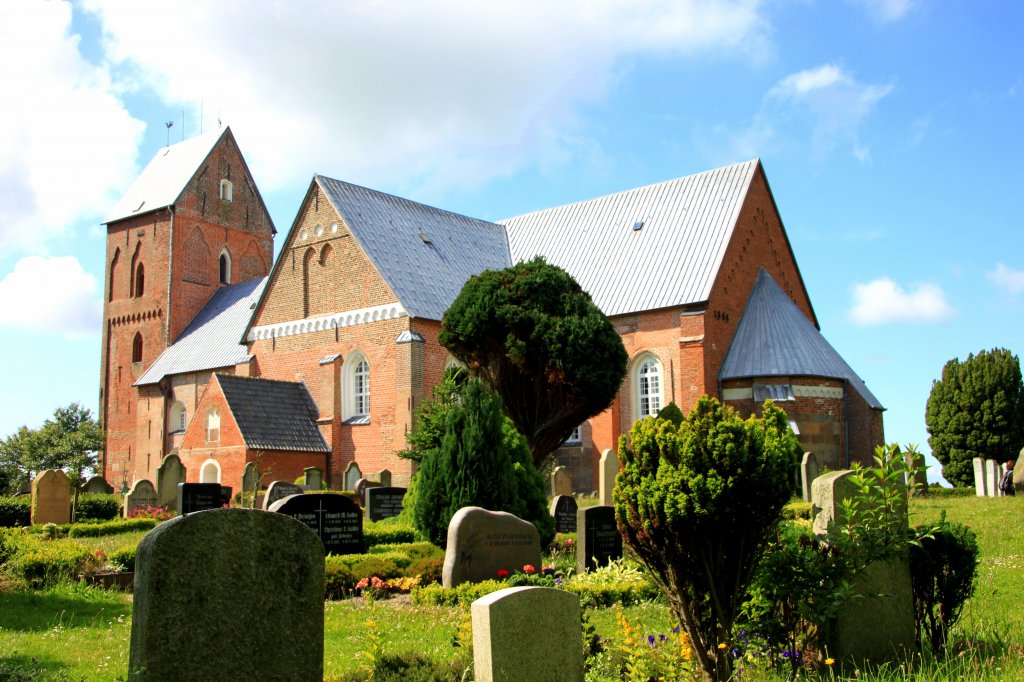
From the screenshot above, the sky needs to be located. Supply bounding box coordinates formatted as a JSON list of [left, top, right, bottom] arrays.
[[0, 0, 1021, 484]]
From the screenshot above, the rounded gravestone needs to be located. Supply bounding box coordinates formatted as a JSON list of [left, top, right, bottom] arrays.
[[442, 507, 541, 588]]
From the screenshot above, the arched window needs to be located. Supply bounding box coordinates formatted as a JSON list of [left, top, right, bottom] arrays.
[[633, 353, 663, 420], [132, 333, 143, 363], [200, 459, 221, 483], [168, 401, 186, 433], [219, 249, 232, 284], [302, 248, 315, 317], [133, 262, 145, 297], [343, 352, 371, 423], [206, 408, 220, 442], [220, 179, 233, 202], [108, 249, 120, 302]]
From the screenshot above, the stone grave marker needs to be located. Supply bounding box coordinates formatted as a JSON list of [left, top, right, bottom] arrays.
[[811, 471, 858, 538], [80, 475, 114, 494], [800, 451, 821, 503], [986, 459, 1003, 497], [472, 586, 583, 682], [269, 493, 363, 554], [973, 457, 987, 497], [303, 466, 323, 490], [376, 469, 392, 487], [343, 462, 362, 491], [1014, 449, 1024, 493], [123, 479, 159, 517], [31, 469, 71, 525], [263, 480, 305, 510], [16, 479, 32, 496], [177, 482, 225, 515], [242, 462, 261, 494], [156, 454, 186, 508], [551, 466, 572, 497], [354, 478, 382, 506], [365, 486, 407, 521], [129, 508, 324, 681], [550, 495, 578, 534], [577, 505, 622, 573], [443, 507, 541, 588], [599, 449, 618, 506]]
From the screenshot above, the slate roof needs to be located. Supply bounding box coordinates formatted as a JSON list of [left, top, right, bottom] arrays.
[[135, 278, 266, 386], [105, 130, 225, 224], [316, 176, 511, 320], [502, 160, 759, 317], [719, 268, 883, 409], [216, 375, 329, 452]]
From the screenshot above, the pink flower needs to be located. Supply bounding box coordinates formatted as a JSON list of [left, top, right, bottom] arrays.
[[356, 578, 369, 589], [523, 564, 536, 574], [497, 569, 509, 579]]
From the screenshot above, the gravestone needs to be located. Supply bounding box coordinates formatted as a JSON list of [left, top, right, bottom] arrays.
[[16, 479, 32, 495], [973, 457, 987, 497], [177, 482, 224, 515], [242, 462, 261, 494], [80, 475, 114, 494], [354, 478, 382, 506], [551, 466, 572, 497], [263, 480, 305, 510], [1014, 450, 1024, 493], [550, 495, 578, 534], [129, 508, 324, 681], [376, 469, 392, 487], [443, 507, 542, 588], [598, 449, 618, 506], [123, 479, 159, 517], [472, 587, 583, 682], [269, 493, 363, 555], [903, 449, 928, 494], [365, 487, 407, 521], [303, 467, 323, 490], [800, 451, 821, 503], [343, 462, 362, 491], [31, 469, 71, 525], [576, 506, 622, 574], [156, 454, 186, 508], [986, 459, 1002, 497], [811, 468, 915, 664]]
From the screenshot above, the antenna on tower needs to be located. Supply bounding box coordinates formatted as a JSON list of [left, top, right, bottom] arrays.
[[165, 121, 174, 146]]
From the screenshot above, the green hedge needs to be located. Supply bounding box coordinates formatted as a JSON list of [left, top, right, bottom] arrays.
[[364, 521, 418, 547], [109, 545, 137, 572], [67, 518, 156, 538], [75, 493, 120, 521], [2, 533, 94, 588], [411, 578, 662, 608], [323, 541, 445, 597], [0, 496, 31, 527], [923, 486, 975, 498]]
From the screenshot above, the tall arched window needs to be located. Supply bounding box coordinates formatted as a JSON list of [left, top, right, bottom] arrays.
[[633, 353, 663, 420], [343, 352, 371, 423], [220, 178, 233, 202], [168, 401, 187, 433], [133, 263, 145, 297], [108, 248, 120, 302], [219, 249, 232, 284], [200, 459, 221, 483], [132, 333, 143, 363], [302, 248, 315, 317]]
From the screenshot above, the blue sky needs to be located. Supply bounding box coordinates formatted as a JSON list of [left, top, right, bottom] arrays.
[[1, 1, 1021, 484]]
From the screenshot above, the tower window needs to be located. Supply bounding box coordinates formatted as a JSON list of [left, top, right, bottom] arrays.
[[133, 263, 145, 298], [132, 333, 143, 363], [220, 179, 233, 202], [219, 249, 232, 284]]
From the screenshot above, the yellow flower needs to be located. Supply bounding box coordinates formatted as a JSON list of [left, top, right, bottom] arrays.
[[717, 643, 727, 650], [825, 657, 836, 666]]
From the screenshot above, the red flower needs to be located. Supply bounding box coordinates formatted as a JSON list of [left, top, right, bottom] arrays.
[[497, 569, 509, 579], [523, 564, 536, 574]]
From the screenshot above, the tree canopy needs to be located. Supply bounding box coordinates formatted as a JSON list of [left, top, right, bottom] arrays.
[[439, 256, 627, 468], [925, 348, 1023, 487]]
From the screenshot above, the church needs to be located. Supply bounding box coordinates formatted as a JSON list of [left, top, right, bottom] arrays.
[[99, 128, 884, 494]]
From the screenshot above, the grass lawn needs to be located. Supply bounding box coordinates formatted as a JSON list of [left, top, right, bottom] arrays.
[[1, 495, 1023, 680]]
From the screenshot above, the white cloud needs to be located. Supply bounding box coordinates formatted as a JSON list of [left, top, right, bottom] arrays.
[[987, 262, 1024, 295], [0, 2, 145, 253], [81, 0, 771, 196], [0, 256, 102, 336], [848, 0, 918, 23], [847, 277, 955, 326]]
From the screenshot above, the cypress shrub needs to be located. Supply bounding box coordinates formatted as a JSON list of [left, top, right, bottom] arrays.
[[909, 519, 980, 655]]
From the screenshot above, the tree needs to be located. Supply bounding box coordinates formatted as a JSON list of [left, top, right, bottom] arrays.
[[614, 397, 801, 681], [925, 348, 1024, 488], [413, 378, 554, 548], [0, 425, 42, 492], [439, 257, 628, 468]]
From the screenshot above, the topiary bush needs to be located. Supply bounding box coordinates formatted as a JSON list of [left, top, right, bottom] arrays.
[[0, 496, 31, 527]]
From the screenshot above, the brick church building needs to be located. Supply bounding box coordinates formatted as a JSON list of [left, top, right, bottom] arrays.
[[99, 128, 884, 494]]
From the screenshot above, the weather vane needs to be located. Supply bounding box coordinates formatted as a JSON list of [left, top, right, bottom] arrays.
[[165, 120, 174, 146]]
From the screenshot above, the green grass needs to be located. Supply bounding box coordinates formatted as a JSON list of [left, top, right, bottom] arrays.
[[1, 496, 1023, 680]]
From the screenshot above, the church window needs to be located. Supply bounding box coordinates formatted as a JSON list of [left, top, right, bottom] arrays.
[[132, 333, 143, 363], [133, 263, 145, 297], [169, 401, 186, 433], [200, 458, 221, 483], [753, 384, 795, 402], [108, 249, 120, 302], [207, 408, 220, 442], [343, 352, 370, 423], [564, 425, 582, 444], [633, 353, 663, 420], [302, 248, 315, 317], [220, 179, 233, 202], [219, 249, 232, 284]]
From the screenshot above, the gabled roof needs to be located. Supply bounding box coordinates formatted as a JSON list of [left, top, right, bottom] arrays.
[[316, 176, 511, 320], [502, 160, 759, 317], [105, 130, 225, 224], [216, 375, 329, 452], [136, 278, 266, 386], [719, 268, 883, 409]]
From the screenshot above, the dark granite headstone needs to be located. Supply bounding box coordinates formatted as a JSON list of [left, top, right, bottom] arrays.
[[269, 493, 364, 555], [576, 505, 621, 573], [177, 482, 224, 515], [366, 487, 407, 521], [550, 495, 578, 534], [263, 481, 305, 510]]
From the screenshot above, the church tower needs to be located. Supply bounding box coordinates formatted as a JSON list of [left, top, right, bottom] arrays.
[[99, 128, 275, 488]]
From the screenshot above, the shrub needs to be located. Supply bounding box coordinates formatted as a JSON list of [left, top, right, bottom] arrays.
[[0, 495, 31, 527], [407, 557, 443, 585], [109, 545, 137, 572], [909, 517, 980, 655], [67, 517, 156, 538], [324, 554, 404, 597], [4, 535, 95, 587], [127, 505, 175, 521], [923, 486, 974, 498], [364, 522, 417, 547], [74, 493, 120, 521], [781, 500, 812, 521]]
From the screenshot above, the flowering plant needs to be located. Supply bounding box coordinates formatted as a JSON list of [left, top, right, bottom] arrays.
[[497, 569, 509, 579], [355, 576, 389, 601], [522, 564, 536, 574]]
